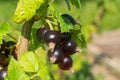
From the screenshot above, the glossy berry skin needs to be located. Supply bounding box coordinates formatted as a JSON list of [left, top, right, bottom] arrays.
[[0, 67, 7, 80], [58, 56, 73, 70], [63, 40, 77, 55], [61, 14, 78, 25], [37, 26, 50, 41], [44, 30, 61, 44], [6, 41, 16, 47], [48, 47, 64, 63], [61, 32, 71, 42]]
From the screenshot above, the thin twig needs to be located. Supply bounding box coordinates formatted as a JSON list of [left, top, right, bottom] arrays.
[[46, 19, 53, 30], [15, 18, 35, 59]]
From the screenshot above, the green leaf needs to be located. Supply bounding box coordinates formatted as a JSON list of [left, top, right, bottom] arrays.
[[55, 10, 73, 32], [0, 22, 10, 44], [35, 55, 54, 80], [35, 47, 47, 64], [8, 57, 30, 80], [19, 51, 54, 80], [65, 0, 71, 10], [30, 28, 42, 50], [19, 52, 40, 72], [70, 0, 81, 8], [71, 25, 87, 52], [0, 35, 2, 44], [13, 0, 44, 23]]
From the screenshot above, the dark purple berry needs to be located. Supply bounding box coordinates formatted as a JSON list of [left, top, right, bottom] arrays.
[[6, 41, 16, 47], [5, 41, 16, 57], [0, 54, 8, 67], [0, 39, 7, 53], [37, 26, 50, 41], [58, 56, 73, 72], [44, 30, 61, 50], [61, 14, 79, 25], [63, 40, 77, 55], [44, 30, 61, 43], [61, 32, 71, 42], [0, 44, 6, 53], [48, 47, 64, 64], [0, 67, 7, 80]]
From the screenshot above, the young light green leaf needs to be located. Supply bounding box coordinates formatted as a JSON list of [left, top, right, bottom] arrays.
[[55, 10, 73, 32], [19, 51, 40, 72], [35, 47, 47, 64], [0, 22, 10, 44], [19, 51, 54, 80], [13, 0, 44, 23], [8, 57, 30, 80], [35, 55, 54, 80]]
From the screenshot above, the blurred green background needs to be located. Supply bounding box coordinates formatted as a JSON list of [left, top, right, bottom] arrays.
[[0, 0, 120, 80]]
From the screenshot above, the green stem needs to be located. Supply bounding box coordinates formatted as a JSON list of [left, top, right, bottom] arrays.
[[46, 19, 53, 30], [16, 18, 35, 59], [29, 74, 40, 80]]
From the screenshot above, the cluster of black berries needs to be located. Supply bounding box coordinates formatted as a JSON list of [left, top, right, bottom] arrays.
[[37, 26, 81, 72], [37, 14, 81, 72], [0, 40, 16, 80]]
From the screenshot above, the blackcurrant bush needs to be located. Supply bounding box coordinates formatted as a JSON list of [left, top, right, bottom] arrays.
[[37, 26, 50, 41], [44, 30, 61, 50], [48, 47, 64, 64], [61, 32, 71, 42], [63, 40, 81, 55], [58, 56, 74, 72], [0, 67, 7, 80], [61, 14, 79, 25]]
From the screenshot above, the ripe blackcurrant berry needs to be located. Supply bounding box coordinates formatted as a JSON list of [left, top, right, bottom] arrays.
[[6, 41, 16, 47], [0, 44, 6, 53], [37, 26, 50, 41], [0, 54, 8, 67], [61, 14, 79, 25], [58, 56, 74, 73], [48, 47, 64, 64], [63, 40, 82, 55], [0, 67, 7, 80], [61, 32, 71, 42], [5, 41, 16, 57], [44, 30, 61, 51]]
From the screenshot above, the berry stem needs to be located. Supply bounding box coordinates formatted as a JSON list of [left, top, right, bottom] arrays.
[[15, 18, 35, 59], [48, 42, 55, 52], [50, 56, 56, 63], [46, 19, 53, 30], [69, 67, 74, 73], [75, 47, 82, 53]]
